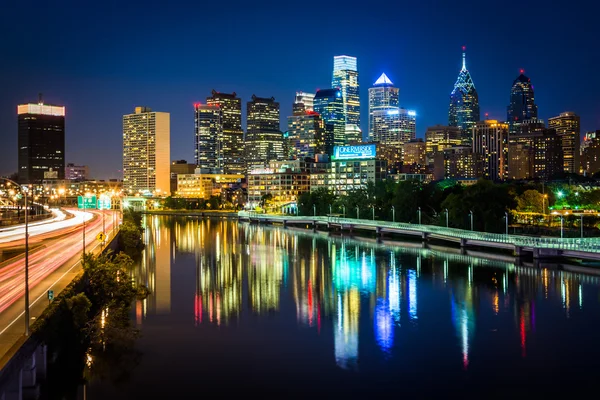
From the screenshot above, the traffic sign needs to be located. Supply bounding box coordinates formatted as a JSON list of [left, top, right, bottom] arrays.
[[47, 290, 54, 301], [97, 197, 112, 210], [96, 232, 106, 242], [77, 195, 97, 209]]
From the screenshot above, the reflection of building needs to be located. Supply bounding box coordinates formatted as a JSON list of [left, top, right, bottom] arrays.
[[123, 106, 171, 195], [332, 55, 361, 143], [449, 48, 480, 144], [473, 120, 509, 181], [18, 99, 66, 184], [247, 241, 284, 314], [548, 111, 581, 174], [450, 283, 475, 369]]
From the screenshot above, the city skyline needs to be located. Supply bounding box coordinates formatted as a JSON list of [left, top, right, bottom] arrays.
[[2, 0, 598, 179]]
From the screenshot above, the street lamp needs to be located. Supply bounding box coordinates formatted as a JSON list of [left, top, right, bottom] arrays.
[[329, 204, 332, 216], [356, 206, 359, 219], [392, 205, 395, 223], [313, 204, 316, 217], [445, 208, 449, 228], [418, 207, 421, 225], [83, 192, 92, 259], [469, 210, 474, 231], [372, 205, 375, 221], [342, 205, 346, 218], [560, 214, 564, 239], [581, 214, 584, 238], [504, 211, 509, 235]]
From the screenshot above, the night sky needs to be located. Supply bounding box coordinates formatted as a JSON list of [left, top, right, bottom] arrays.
[[1, 0, 599, 179]]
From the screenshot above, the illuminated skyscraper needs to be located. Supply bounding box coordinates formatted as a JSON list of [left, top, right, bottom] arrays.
[[246, 95, 283, 168], [582, 131, 600, 176], [294, 92, 315, 111], [123, 106, 170, 195], [507, 71, 538, 134], [314, 88, 345, 149], [371, 107, 416, 150], [17, 97, 65, 183], [368, 73, 399, 142], [286, 105, 326, 159], [194, 104, 222, 172], [424, 125, 462, 165], [332, 55, 361, 143], [473, 120, 509, 181], [206, 91, 245, 175], [449, 47, 480, 143], [548, 111, 581, 174]]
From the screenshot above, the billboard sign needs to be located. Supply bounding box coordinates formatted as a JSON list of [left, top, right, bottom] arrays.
[[332, 144, 377, 160]]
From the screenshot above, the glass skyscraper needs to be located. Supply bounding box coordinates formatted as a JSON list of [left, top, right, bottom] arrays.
[[246, 95, 284, 169], [548, 111, 581, 174], [507, 71, 538, 134], [313, 88, 345, 149], [194, 104, 222, 172], [332, 55, 361, 143], [206, 91, 245, 175], [286, 107, 326, 160], [371, 108, 416, 148], [368, 73, 399, 142], [449, 47, 480, 144]]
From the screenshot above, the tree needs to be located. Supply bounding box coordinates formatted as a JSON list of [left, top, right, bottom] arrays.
[[517, 189, 544, 213]]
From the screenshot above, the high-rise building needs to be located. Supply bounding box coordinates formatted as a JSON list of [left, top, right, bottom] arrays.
[[371, 108, 416, 151], [402, 139, 426, 173], [507, 70, 538, 134], [17, 98, 65, 184], [472, 120, 509, 181], [433, 146, 480, 181], [294, 92, 315, 112], [424, 125, 462, 165], [332, 55, 361, 142], [246, 95, 283, 168], [581, 131, 600, 176], [314, 88, 345, 149], [548, 111, 581, 174], [368, 73, 399, 141], [449, 47, 480, 144], [122, 106, 170, 195], [286, 107, 326, 160], [65, 163, 89, 181], [194, 104, 222, 172], [206, 91, 245, 175]]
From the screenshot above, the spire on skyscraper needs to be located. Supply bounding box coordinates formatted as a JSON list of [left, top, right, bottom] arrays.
[[448, 46, 480, 141], [374, 73, 393, 86]]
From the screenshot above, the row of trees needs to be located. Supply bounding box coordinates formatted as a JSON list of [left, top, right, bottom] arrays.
[[297, 179, 600, 234], [162, 196, 240, 210]]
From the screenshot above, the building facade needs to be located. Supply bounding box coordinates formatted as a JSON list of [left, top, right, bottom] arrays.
[[548, 111, 581, 174], [246, 95, 284, 169], [424, 125, 462, 165], [17, 100, 66, 184], [122, 106, 170, 195], [286, 109, 326, 160], [507, 71, 538, 134], [472, 120, 509, 181], [176, 173, 244, 199], [581, 131, 600, 176], [332, 55, 361, 142], [402, 139, 426, 173], [206, 91, 245, 175], [507, 127, 563, 180], [368, 73, 399, 142], [313, 88, 345, 148], [294, 92, 315, 111], [371, 108, 416, 151], [194, 104, 222, 171], [65, 163, 89, 181], [433, 146, 479, 181], [247, 168, 310, 208], [448, 48, 480, 144]]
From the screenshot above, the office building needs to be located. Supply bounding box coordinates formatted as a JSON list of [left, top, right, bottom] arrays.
[[507, 71, 538, 134], [194, 104, 222, 172], [246, 95, 284, 169], [247, 166, 310, 209], [472, 120, 509, 181], [122, 106, 170, 196], [176, 172, 244, 199], [548, 111, 581, 174], [507, 124, 563, 181], [371, 107, 416, 151], [170, 160, 196, 193], [65, 163, 89, 181], [433, 146, 480, 181], [17, 98, 65, 184], [314, 88, 345, 148], [449, 47, 480, 144], [286, 108, 326, 160], [402, 139, 426, 173], [581, 131, 600, 176], [332, 55, 361, 142], [368, 73, 399, 141], [206, 91, 245, 175], [310, 144, 387, 196], [294, 92, 315, 111], [424, 125, 462, 164]]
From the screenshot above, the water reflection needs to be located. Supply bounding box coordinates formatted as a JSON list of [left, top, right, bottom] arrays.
[[133, 217, 600, 374]]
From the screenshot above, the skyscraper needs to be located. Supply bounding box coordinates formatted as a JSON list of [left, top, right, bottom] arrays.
[[194, 104, 222, 172], [332, 55, 361, 142], [548, 111, 581, 174], [449, 47, 480, 143], [286, 105, 326, 160], [507, 70, 538, 134], [294, 92, 315, 112], [314, 88, 345, 149], [123, 107, 170, 195], [582, 131, 600, 176], [246, 95, 283, 168], [472, 120, 509, 181], [424, 125, 462, 165], [371, 108, 416, 149], [17, 97, 65, 184], [368, 73, 399, 142], [206, 91, 245, 175]]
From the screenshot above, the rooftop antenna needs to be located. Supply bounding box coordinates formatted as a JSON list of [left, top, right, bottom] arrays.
[[38, 93, 43, 105], [461, 46, 467, 71]]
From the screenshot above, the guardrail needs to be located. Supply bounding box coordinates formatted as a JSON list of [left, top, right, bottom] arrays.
[[237, 212, 600, 252]]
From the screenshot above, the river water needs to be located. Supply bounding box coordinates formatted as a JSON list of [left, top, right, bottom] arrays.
[[78, 216, 600, 397]]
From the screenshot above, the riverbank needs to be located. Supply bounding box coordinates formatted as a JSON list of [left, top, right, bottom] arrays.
[[142, 210, 238, 218]]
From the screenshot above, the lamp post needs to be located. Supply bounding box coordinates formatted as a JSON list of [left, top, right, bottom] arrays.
[[392, 205, 395, 223], [581, 214, 584, 239], [469, 210, 474, 231], [372, 206, 375, 221], [342, 205, 346, 218], [329, 204, 332, 216], [418, 207, 421, 225], [445, 208, 449, 228], [356, 206, 359, 220], [560, 215, 564, 239], [313, 204, 316, 217], [504, 211, 509, 235]]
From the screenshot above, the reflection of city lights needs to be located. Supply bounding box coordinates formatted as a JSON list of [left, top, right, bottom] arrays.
[[408, 270, 418, 321], [375, 298, 394, 354], [388, 268, 401, 322], [334, 290, 359, 370], [579, 284, 583, 309]]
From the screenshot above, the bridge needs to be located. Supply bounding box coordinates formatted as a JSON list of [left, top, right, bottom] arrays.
[[237, 212, 600, 261]]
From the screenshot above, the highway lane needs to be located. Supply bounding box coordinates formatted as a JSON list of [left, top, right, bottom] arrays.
[[0, 209, 116, 314]]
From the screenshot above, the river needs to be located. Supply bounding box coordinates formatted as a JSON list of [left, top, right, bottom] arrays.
[[58, 216, 600, 397]]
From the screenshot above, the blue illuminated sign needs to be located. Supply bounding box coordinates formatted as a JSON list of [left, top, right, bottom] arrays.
[[333, 144, 377, 160]]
